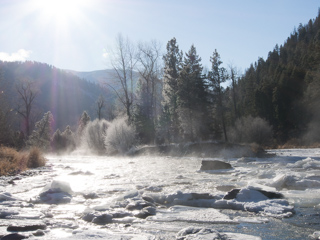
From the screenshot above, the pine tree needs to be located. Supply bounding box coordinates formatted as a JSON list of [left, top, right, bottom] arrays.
[[27, 111, 54, 151], [162, 38, 183, 142], [208, 49, 228, 142], [177, 44, 209, 141]]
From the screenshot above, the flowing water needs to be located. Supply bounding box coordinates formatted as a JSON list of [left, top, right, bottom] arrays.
[[1, 149, 320, 239]]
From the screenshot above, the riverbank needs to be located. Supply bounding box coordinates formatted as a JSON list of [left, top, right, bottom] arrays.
[[0, 147, 46, 176]]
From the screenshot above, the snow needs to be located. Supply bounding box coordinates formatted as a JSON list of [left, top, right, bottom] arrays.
[[148, 205, 235, 224], [176, 226, 262, 240]]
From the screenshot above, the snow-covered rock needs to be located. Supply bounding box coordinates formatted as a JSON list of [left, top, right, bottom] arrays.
[[33, 180, 73, 204]]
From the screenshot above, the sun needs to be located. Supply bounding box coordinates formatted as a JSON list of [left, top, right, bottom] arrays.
[[31, 0, 88, 27]]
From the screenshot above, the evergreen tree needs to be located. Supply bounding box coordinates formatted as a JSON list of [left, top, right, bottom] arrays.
[[208, 49, 228, 141], [162, 38, 183, 142], [27, 111, 54, 151], [177, 44, 209, 141]]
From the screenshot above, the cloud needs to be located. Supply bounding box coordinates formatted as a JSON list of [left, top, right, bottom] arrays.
[[0, 49, 32, 62]]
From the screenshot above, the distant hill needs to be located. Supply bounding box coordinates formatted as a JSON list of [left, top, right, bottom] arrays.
[[67, 69, 140, 89], [67, 69, 114, 84], [0, 61, 110, 132]]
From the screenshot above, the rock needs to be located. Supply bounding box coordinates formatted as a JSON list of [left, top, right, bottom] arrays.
[[39, 189, 72, 204], [142, 196, 155, 203], [134, 206, 156, 219], [125, 199, 155, 211], [92, 213, 113, 225], [258, 189, 284, 199], [216, 185, 236, 192], [83, 192, 99, 199], [1, 233, 28, 240], [7, 222, 47, 231], [82, 212, 96, 222], [82, 211, 113, 224], [223, 188, 283, 200], [33, 229, 45, 236], [200, 160, 232, 171]]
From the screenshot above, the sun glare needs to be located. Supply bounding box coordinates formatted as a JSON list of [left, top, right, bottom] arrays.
[[32, 0, 88, 26]]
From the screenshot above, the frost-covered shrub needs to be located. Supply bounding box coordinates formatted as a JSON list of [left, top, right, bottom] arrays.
[[51, 126, 76, 154], [229, 116, 273, 145], [82, 119, 109, 154], [104, 117, 136, 155]]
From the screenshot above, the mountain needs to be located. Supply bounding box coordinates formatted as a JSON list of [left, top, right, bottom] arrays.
[[0, 61, 108, 132], [67, 69, 115, 84], [67, 69, 140, 89], [234, 11, 320, 143]]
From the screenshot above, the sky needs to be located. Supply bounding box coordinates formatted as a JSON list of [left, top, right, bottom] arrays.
[[0, 0, 319, 73]]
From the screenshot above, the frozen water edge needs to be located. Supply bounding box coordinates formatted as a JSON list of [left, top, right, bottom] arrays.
[[0, 150, 319, 239]]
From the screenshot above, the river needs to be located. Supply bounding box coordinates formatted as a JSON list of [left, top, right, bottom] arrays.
[[0, 148, 320, 239]]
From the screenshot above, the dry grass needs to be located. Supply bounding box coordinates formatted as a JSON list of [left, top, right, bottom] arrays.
[[0, 147, 46, 176], [27, 147, 46, 168]]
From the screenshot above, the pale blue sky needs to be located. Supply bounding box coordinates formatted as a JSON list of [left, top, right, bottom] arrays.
[[0, 0, 319, 73]]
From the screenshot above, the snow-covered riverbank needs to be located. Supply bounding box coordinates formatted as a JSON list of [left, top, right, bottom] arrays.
[[0, 149, 320, 239]]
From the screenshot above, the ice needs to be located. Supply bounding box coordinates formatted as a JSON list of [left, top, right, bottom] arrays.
[[234, 216, 269, 223], [236, 188, 269, 202], [287, 157, 320, 169], [176, 226, 262, 240], [60, 229, 155, 239], [148, 205, 235, 224], [270, 174, 320, 190], [309, 231, 320, 240], [0, 192, 20, 202]]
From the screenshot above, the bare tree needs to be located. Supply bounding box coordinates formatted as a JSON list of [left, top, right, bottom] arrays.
[[95, 95, 106, 120], [16, 80, 39, 137], [136, 40, 163, 127], [106, 34, 137, 122]]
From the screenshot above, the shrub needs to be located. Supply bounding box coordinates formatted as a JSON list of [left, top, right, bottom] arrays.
[[0, 147, 27, 176], [27, 147, 46, 168], [229, 116, 273, 145], [104, 117, 136, 154], [82, 119, 109, 154]]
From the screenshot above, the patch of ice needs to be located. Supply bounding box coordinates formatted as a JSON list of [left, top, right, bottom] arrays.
[[270, 174, 320, 190], [309, 231, 320, 240], [176, 226, 262, 240], [0, 192, 20, 202], [60, 229, 155, 239], [287, 157, 320, 169], [234, 216, 269, 224], [148, 205, 235, 224], [236, 188, 269, 202]]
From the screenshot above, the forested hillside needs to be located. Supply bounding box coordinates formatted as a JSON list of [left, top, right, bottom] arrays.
[[233, 10, 320, 144], [0, 61, 109, 135]]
